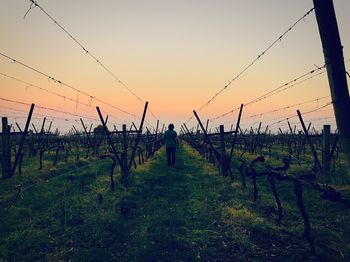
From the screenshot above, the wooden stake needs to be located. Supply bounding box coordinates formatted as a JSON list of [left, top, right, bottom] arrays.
[[322, 125, 331, 173], [297, 110, 321, 170], [313, 0, 350, 166], [2, 117, 12, 178], [12, 103, 35, 175]]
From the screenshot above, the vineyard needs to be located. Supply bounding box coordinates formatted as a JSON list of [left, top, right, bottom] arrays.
[[1, 0, 350, 261], [1, 114, 350, 260]]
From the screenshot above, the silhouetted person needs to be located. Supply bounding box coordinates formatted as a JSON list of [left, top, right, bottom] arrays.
[[164, 123, 178, 166]]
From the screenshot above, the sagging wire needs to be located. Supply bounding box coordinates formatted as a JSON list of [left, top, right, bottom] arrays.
[[23, 1, 36, 19], [268, 102, 333, 127], [26, 0, 161, 124], [245, 96, 330, 120], [211, 65, 326, 122], [196, 8, 315, 113], [0, 52, 137, 118], [0, 96, 99, 121], [0, 72, 90, 108]]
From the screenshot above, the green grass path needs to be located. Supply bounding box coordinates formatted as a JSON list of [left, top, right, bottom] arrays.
[[2, 143, 349, 261], [110, 144, 238, 261]]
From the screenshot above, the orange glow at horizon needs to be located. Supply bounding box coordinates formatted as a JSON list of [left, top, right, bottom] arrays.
[[1, 0, 349, 133]]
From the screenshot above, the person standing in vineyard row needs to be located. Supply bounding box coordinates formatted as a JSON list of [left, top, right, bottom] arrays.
[[164, 123, 179, 167]]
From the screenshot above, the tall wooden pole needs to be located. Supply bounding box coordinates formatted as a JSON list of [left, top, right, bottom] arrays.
[[313, 0, 350, 166], [2, 117, 11, 178]]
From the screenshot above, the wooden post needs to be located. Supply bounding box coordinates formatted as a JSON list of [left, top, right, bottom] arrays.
[[193, 111, 220, 165], [183, 123, 196, 145], [154, 120, 159, 151], [205, 119, 209, 132], [264, 125, 269, 134], [127, 102, 148, 172], [131, 122, 138, 131], [15, 122, 22, 133], [155, 120, 159, 136], [219, 125, 225, 176], [257, 122, 262, 135], [297, 110, 322, 170], [80, 118, 93, 148], [322, 125, 331, 173], [229, 104, 244, 158], [2, 117, 12, 178], [48, 121, 53, 133], [193, 110, 214, 148], [32, 123, 38, 134], [96, 115, 109, 152], [40, 117, 46, 133], [313, 0, 350, 166], [12, 104, 35, 175], [122, 124, 128, 185], [96, 107, 121, 165], [288, 120, 297, 154]]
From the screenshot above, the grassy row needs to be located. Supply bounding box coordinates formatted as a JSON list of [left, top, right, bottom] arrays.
[[1, 143, 350, 261]]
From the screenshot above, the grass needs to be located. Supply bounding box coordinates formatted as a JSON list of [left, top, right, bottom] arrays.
[[1, 143, 350, 261]]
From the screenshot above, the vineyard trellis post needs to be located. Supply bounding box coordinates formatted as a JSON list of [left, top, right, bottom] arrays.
[[182, 124, 196, 146], [96, 107, 121, 163], [323, 125, 331, 173], [297, 110, 322, 170], [80, 118, 94, 155], [127, 102, 148, 173], [313, 0, 350, 166], [288, 120, 297, 155], [219, 125, 225, 176], [122, 124, 128, 186], [229, 104, 244, 159], [12, 103, 35, 176], [48, 121, 53, 133], [2, 117, 12, 178], [205, 119, 209, 133], [193, 111, 214, 148]]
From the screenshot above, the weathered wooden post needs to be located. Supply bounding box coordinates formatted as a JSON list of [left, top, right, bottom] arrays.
[[2, 117, 12, 179], [48, 121, 53, 133], [122, 124, 128, 186], [80, 118, 94, 156], [219, 125, 225, 176], [12, 103, 35, 175], [322, 125, 331, 173], [288, 120, 297, 154], [127, 102, 148, 173], [205, 119, 209, 133], [297, 110, 322, 170], [229, 104, 244, 158], [153, 120, 159, 155], [313, 0, 350, 166]]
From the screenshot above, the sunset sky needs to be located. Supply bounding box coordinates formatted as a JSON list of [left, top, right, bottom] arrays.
[[1, 0, 350, 133]]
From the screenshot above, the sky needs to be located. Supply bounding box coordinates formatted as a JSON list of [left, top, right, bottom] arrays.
[[0, 0, 350, 134]]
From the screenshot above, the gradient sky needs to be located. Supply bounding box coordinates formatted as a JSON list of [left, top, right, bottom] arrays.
[[1, 0, 350, 133]]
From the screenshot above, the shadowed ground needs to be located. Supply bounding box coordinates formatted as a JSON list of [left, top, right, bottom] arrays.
[[1, 144, 349, 261], [107, 144, 239, 261]]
